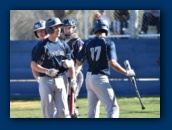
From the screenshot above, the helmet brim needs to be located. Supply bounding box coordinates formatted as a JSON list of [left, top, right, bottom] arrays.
[[34, 27, 46, 32], [49, 23, 64, 27]]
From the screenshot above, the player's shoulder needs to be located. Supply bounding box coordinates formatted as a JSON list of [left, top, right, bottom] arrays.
[[59, 37, 66, 42], [91, 36, 112, 43], [101, 37, 115, 45], [69, 36, 84, 46], [71, 36, 80, 42], [58, 37, 70, 49], [32, 40, 41, 50], [33, 39, 49, 50], [74, 37, 84, 45], [58, 37, 68, 45], [84, 38, 92, 46]]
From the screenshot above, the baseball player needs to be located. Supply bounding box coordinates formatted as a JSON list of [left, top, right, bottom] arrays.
[[61, 18, 84, 118], [76, 18, 135, 118], [31, 20, 60, 117], [31, 20, 49, 80], [31, 17, 77, 118]]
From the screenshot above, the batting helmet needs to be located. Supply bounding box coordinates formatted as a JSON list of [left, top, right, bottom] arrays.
[[62, 18, 76, 27], [93, 18, 109, 35], [46, 17, 63, 34], [33, 20, 46, 38]]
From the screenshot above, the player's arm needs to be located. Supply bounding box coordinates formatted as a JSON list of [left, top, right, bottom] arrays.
[[31, 61, 58, 77], [31, 44, 47, 74], [59, 40, 75, 80], [106, 41, 126, 74], [64, 42, 77, 91], [68, 65, 76, 80], [76, 42, 86, 67], [74, 40, 84, 76], [31, 68, 39, 80], [31, 61, 47, 74], [108, 60, 127, 75], [107, 41, 135, 77], [31, 45, 58, 77], [75, 64, 82, 76], [31, 45, 39, 80], [76, 59, 83, 66], [64, 48, 75, 78]]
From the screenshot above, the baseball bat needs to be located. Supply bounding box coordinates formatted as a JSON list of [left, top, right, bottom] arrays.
[[124, 60, 145, 110], [69, 88, 75, 116]]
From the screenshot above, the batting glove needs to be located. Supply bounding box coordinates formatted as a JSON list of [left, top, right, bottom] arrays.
[[45, 69, 59, 77], [70, 79, 77, 92], [126, 69, 135, 77], [62, 59, 74, 68]]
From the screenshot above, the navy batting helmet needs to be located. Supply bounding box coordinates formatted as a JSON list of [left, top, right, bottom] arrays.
[[93, 18, 109, 35], [33, 20, 46, 38], [62, 18, 76, 27], [46, 17, 63, 34]]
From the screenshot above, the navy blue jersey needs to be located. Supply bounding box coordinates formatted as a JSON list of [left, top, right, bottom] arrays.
[[77, 36, 117, 76], [67, 37, 84, 61], [32, 38, 72, 76], [31, 41, 42, 60]]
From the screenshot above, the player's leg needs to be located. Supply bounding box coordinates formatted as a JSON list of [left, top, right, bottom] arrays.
[[86, 72, 100, 118], [53, 102, 58, 118], [54, 76, 70, 118], [75, 71, 84, 99], [86, 89, 100, 118], [91, 74, 119, 118], [38, 77, 54, 118], [63, 72, 70, 95], [70, 71, 84, 118]]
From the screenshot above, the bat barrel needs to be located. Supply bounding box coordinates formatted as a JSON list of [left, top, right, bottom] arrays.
[[124, 60, 132, 70], [124, 60, 145, 110]]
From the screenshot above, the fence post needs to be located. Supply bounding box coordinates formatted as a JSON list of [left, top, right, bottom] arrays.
[[129, 10, 139, 38], [84, 10, 88, 40]]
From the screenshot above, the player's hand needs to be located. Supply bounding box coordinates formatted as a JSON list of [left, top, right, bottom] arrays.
[[62, 59, 74, 68], [70, 79, 77, 92], [126, 69, 135, 77], [45, 69, 59, 77]]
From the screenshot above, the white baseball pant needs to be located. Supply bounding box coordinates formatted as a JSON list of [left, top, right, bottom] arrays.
[[38, 76, 70, 118], [86, 72, 119, 118]]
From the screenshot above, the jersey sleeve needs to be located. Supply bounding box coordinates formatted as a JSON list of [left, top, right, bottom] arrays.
[[31, 45, 37, 61], [75, 39, 84, 51], [31, 41, 42, 61], [31, 43, 45, 64], [73, 39, 84, 59], [76, 42, 86, 63], [107, 40, 118, 61]]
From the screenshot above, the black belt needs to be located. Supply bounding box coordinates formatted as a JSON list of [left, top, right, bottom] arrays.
[[88, 71, 104, 75]]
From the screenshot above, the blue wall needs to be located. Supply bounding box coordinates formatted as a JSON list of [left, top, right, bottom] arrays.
[[10, 39, 160, 99]]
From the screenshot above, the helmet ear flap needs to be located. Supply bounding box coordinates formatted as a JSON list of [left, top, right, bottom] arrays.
[[34, 31, 39, 38], [73, 26, 76, 32], [46, 27, 54, 34]]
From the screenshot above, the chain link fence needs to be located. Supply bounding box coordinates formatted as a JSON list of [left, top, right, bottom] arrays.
[[10, 10, 160, 40]]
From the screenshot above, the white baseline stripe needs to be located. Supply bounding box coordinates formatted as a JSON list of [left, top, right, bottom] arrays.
[[109, 78, 159, 81], [10, 78, 160, 82], [10, 79, 37, 82]]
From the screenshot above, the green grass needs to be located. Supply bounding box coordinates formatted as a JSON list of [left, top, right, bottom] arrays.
[[10, 97, 160, 118]]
